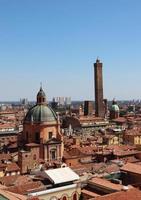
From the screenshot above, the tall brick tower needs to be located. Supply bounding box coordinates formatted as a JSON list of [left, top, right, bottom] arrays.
[[94, 58, 105, 118]]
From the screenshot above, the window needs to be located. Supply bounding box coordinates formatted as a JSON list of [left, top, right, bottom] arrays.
[[35, 132, 40, 142], [49, 132, 53, 139], [73, 193, 77, 200], [62, 196, 67, 200], [38, 97, 41, 103], [51, 150, 56, 160]]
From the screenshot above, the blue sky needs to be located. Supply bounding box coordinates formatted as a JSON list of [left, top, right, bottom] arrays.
[[0, 0, 141, 101]]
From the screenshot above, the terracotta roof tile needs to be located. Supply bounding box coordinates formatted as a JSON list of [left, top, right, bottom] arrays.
[[120, 163, 141, 174], [88, 177, 124, 191], [26, 143, 40, 147], [82, 189, 100, 197], [91, 188, 141, 200], [7, 181, 45, 195], [0, 175, 32, 187], [105, 164, 120, 174], [0, 153, 12, 161], [6, 162, 20, 172], [112, 117, 127, 123], [0, 188, 27, 200]]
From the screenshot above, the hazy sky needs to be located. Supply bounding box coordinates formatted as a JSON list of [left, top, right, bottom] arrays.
[[0, 0, 141, 101]]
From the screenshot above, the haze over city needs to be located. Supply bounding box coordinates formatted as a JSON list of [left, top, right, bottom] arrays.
[[0, 0, 141, 101]]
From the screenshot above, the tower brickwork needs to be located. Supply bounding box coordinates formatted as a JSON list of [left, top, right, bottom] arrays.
[[94, 59, 105, 118]]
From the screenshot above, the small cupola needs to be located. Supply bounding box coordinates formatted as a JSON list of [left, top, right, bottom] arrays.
[[37, 86, 46, 105]]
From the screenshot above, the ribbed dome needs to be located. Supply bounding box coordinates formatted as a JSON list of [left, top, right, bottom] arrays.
[[111, 104, 119, 112], [24, 104, 57, 123]]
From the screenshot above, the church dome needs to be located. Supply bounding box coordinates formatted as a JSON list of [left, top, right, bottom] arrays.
[[24, 104, 57, 123], [111, 104, 119, 112], [24, 86, 57, 123], [110, 99, 120, 112]]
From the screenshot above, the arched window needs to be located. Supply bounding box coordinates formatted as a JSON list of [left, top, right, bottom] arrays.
[[73, 193, 77, 200], [62, 196, 67, 200], [39, 97, 42, 103]]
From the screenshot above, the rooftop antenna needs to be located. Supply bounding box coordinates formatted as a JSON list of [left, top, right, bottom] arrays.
[[96, 56, 100, 62]]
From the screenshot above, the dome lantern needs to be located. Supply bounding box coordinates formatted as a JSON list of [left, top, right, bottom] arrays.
[[37, 86, 46, 105]]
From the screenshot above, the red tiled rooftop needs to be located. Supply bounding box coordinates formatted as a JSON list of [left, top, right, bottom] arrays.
[[82, 189, 100, 197], [122, 156, 140, 163], [26, 143, 40, 147], [0, 163, 7, 171], [106, 145, 136, 151], [0, 123, 16, 128], [88, 177, 124, 191], [112, 117, 126, 123], [105, 164, 120, 174], [6, 162, 20, 172], [125, 126, 141, 134], [120, 163, 141, 175], [64, 145, 97, 159], [0, 153, 12, 161], [0, 188, 27, 200], [27, 197, 40, 200], [7, 181, 45, 195], [77, 146, 97, 155], [114, 150, 139, 157], [0, 175, 32, 187], [90, 188, 141, 200], [0, 111, 16, 115]]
